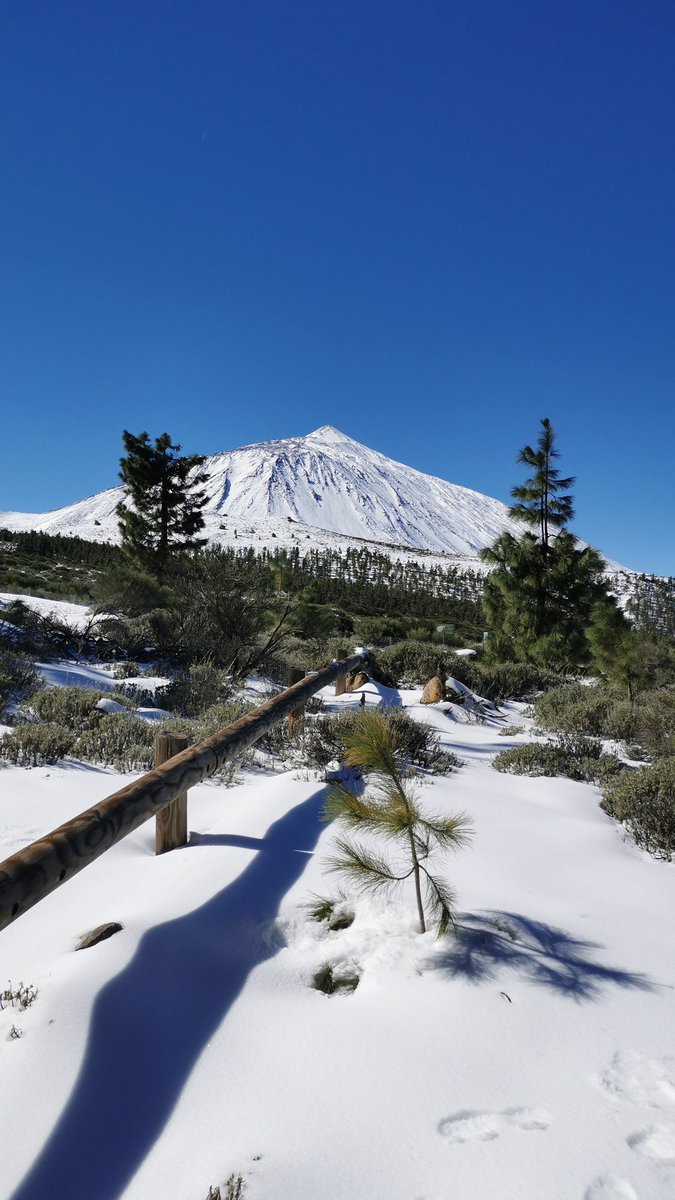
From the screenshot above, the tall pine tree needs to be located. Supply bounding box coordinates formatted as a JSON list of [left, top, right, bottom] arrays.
[[481, 419, 610, 667], [117, 431, 209, 578]]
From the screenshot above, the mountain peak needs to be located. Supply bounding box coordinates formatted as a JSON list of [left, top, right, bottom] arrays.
[[304, 425, 356, 446]]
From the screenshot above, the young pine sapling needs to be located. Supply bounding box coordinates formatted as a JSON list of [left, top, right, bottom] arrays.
[[322, 711, 472, 935]]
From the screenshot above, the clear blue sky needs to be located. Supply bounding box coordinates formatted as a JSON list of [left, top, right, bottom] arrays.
[[1, 1, 673, 574]]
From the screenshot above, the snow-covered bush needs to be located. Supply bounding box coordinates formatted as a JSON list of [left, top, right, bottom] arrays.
[[600, 758, 675, 858], [0, 721, 76, 766]]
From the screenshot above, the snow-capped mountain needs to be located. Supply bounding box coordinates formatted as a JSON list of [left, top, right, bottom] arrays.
[[0, 425, 627, 570]]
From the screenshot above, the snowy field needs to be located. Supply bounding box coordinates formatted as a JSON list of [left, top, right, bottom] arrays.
[[0, 682, 674, 1200]]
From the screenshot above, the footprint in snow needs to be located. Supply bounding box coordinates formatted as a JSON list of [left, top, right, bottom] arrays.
[[627, 1124, 675, 1162], [438, 1106, 551, 1144], [596, 1052, 675, 1110], [584, 1177, 638, 1200]]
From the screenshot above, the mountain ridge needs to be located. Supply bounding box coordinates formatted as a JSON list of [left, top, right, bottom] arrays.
[[0, 425, 630, 572]]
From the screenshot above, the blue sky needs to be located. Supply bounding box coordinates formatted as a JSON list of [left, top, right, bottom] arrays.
[[1, 1, 673, 574]]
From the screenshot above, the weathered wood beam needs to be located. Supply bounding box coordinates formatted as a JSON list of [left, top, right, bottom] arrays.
[[154, 732, 190, 854], [0, 652, 367, 934]]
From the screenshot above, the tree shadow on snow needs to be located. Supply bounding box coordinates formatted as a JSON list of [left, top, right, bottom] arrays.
[[429, 911, 655, 1003], [11, 787, 327, 1200]]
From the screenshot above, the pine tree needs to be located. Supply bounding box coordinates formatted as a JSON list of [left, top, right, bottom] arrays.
[[117, 431, 209, 578], [509, 417, 575, 553], [482, 419, 609, 667], [322, 711, 472, 935]]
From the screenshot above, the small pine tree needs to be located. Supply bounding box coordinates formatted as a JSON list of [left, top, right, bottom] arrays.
[[322, 711, 472, 935], [117, 430, 209, 578]]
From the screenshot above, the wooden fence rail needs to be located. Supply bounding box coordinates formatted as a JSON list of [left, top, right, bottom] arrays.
[[0, 651, 368, 935]]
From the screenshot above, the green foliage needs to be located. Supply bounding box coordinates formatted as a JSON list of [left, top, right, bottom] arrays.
[[587, 605, 675, 700], [166, 549, 295, 675], [0, 722, 76, 766], [508, 417, 575, 548], [531, 682, 614, 737], [72, 713, 157, 772], [305, 708, 460, 774], [469, 661, 562, 701], [29, 685, 104, 727], [0, 528, 119, 606], [601, 758, 675, 858], [531, 680, 675, 762], [322, 710, 472, 935], [481, 419, 611, 669], [306, 894, 355, 930], [0, 650, 42, 714], [312, 962, 360, 995], [117, 429, 209, 578], [368, 642, 458, 688], [482, 530, 609, 669], [91, 562, 171, 621], [631, 689, 675, 761], [156, 662, 231, 718], [627, 573, 675, 638], [492, 736, 624, 783]]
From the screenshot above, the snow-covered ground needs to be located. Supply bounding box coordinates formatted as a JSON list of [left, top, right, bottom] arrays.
[[0, 591, 93, 632], [0, 682, 673, 1200]]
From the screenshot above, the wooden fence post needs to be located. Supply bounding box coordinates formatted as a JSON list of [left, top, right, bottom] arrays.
[[334, 647, 348, 696], [154, 733, 190, 854], [287, 667, 305, 735]]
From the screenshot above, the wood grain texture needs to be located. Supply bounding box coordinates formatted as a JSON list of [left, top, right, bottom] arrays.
[[0, 652, 367, 934], [154, 733, 190, 855]]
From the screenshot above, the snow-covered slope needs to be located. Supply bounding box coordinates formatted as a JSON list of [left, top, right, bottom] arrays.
[[1, 686, 673, 1199], [0, 426, 524, 556]]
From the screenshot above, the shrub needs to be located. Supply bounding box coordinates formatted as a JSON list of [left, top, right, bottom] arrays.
[[601, 758, 675, 858], [469, 662, 562, 702], [368, 642, 458, 689], [493, 737, 624, 784], [305, 708, 460, 774], [112, 661, 143, 679], [0, 722, 76, 766], [0, 650, 42, 714], [197, 700, 257, 736], [73, 713, 157, 772], [531, 682, 613, 737], [29, 685, 105, 727], [631, 689, 675, 761], [156, 662, 231, 717]]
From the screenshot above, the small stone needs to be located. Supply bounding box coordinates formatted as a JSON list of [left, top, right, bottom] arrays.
[[420, 675, 446, 704], [75, 922, 124, 951]]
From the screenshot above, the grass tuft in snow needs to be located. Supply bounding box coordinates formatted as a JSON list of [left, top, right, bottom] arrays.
[[306, 892, 355, 931], [312, 962, 361, 995]]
